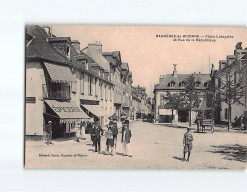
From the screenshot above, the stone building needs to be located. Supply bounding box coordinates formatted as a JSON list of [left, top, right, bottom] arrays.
[[154, 64, 212, 123], [213, 42, 247, 124]]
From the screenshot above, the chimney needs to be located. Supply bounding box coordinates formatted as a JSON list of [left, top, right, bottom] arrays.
[[71, 40, 80, 52], [210, 64, 215, 75], [159, 75, 165, 84], [43, 25, 52, 37], [88, 41, 102, 55], [172, 64, 177, 77]]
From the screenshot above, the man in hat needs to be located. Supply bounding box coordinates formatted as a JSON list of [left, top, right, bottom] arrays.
[[93, 121, 104, 153], [46, 121, 52, 145], [112, 118, 118, 153], [183, 128, 193, 162]]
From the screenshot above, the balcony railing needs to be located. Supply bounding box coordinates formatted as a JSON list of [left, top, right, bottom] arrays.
[[43, 84, 70, 100]]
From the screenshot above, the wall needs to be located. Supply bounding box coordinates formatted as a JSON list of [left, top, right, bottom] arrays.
[[26, 61, 45, 136]]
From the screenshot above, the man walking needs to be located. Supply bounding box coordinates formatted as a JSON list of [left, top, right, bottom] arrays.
[[112, 118, 118, 153], [183, 128, 193, 162], [93, 121, 103, 154], [46, 121, 52, 145], [121, 122, 132, 157]]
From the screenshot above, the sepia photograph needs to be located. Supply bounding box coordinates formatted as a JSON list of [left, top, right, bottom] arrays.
[[24, 25, 247, 169]]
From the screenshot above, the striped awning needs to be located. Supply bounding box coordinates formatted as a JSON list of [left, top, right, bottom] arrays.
[[45, 100, 89, 123], [81, 104, 108, 117], [44, 62, 76, 83]]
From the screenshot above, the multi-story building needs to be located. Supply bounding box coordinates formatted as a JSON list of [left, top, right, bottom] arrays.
[[121, 63, 133, 119], [81, 43, 115, 125], [213, 42, 247, 124], [25, 25, 90, 139], [154, 64, 213, 123], [103, 51, 123, 121]]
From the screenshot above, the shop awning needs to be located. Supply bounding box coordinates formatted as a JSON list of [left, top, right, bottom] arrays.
[[45, 100, 89, 123], [44, 62, 76, 83], [81, 104, 108, 117]]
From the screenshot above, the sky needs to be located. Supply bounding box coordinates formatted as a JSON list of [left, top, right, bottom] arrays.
[[51, 25, 247, 97]]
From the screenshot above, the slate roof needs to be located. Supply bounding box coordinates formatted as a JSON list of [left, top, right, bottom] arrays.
[[26, 25, 70, 65], [155, 73, 211, 90]]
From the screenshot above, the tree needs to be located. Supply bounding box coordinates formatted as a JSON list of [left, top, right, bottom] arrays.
[[163, 92, 182, 125], [180, 74, 204, 127], [216, 64, 245, 131]]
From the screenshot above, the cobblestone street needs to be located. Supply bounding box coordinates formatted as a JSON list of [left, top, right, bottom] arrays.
[[25, 121, 247, 169]]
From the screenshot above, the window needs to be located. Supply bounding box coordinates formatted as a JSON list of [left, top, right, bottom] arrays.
[[179, 82, 185, 87], [105, 85, 108, 100], [204, 82, 208, 88], [195, 82, 200, 87], [66, 45, 70, 59], [234, 71, 237, 84], [168, 81, 175, 87], [71, 81, 77, 93], [80, 73, 84, 94], [160, 94, 164, 106], [100, 83, 103, 99], [95, 78, 98, 97], [110, 86, 112, 101], [88, 75, 92, 95], [218, 78, 221, 88], [225, 108, 228, 119]]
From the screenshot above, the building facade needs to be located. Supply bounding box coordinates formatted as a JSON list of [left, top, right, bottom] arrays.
[[154, 64, 213, 123], [213, 42, 247, 124]]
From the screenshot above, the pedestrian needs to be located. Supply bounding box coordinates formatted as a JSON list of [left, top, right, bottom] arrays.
[[112, 118, 118, 153], [80, 121, 86, 140], [183, 128, 193, 162], [76, 122, 81, 142], [121, 123, 132, 157], [196, 113, 201, 133], [46, 121, 52, 145], [105, 121, 114, 155], [93, 121, 103, 153], [156, 117, 159, 127], [88, 122, 94, 146]]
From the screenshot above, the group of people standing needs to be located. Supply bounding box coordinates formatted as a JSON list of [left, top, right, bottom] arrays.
[[88, 118, 132, 157]]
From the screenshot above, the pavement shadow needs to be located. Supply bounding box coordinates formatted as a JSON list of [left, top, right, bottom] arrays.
[[172, 156, 185, 162], [116, 152, 127, 157], [207, 144, 247, 163], [88, 149, 95, 152]]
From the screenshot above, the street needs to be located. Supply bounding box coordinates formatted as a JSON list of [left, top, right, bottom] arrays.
[[25, 121, 247, 169]]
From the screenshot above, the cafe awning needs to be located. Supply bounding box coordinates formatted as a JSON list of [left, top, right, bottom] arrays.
[[44, 62, 76, 83], [44, 100, 90, 123], [81, 104, 108, 117]]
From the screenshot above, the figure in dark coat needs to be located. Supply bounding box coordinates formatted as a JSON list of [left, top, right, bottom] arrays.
[[92, 122, 103, 153], [183, 128, 193, 162]]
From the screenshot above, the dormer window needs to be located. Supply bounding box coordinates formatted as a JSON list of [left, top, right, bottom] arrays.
[[168, 81, 175, 87], [204, 82, 208, 88], [195, 81, 200, 87], [179, 81, 185, 87], [66, 45, 70, 59]]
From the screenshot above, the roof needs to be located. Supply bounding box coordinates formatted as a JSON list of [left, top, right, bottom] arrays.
[[70, 44, 114, 85], [227, 55, 235, 59], [26, 25, 70, 65], [48, 37, 71, 43], [155, 73, 211, 90]]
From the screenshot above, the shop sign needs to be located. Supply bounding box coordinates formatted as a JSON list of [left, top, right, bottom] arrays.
[[52, 106, 81, 112], [26, 97, 36, 103]]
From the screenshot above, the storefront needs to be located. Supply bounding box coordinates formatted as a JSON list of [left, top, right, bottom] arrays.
[[81, 104, 108, 127], [44, 100, 89, 138]]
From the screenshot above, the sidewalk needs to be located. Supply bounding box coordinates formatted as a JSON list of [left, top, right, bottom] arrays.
[[156, 121, 247, 134]]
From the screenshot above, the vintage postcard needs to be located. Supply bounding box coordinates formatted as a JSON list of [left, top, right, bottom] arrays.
[[25, 25, 247, 169]]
